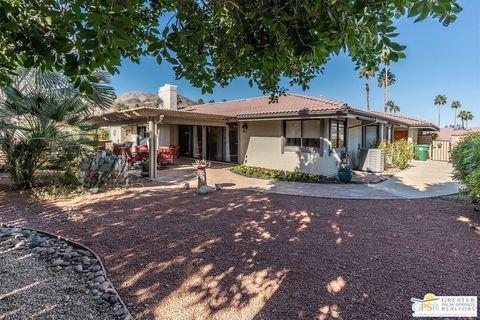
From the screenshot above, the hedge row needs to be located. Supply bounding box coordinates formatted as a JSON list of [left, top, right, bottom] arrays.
[[230, 165, 326, 183]]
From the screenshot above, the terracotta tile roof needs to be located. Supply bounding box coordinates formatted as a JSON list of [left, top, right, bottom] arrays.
[[183, 93, 348, 117], [365, 110, 438, 129]]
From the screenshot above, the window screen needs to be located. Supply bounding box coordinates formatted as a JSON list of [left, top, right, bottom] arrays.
[[302, 120, 321, 148], [285, 120, 301, 146]]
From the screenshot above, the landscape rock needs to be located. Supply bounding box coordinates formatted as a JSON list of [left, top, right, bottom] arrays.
[[0, 225, 131, 319], [197, 185, 213, 195], [52, 259, 64, 267], [98, 282, 110, 291]]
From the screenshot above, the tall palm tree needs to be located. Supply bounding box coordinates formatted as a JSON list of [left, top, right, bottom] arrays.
[[358, 66, 376, 110], [386, 100, 400, 114], [377, 68, 396, 112], [379, 48, 392, 112], [450, 100, 461, 128], [434, 94, 447, 127]]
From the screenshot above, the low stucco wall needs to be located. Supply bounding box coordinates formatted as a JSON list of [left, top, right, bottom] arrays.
[[240, 120, 339, 177]]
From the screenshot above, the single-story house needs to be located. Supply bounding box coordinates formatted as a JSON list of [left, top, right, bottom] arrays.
[[91, 84, 438, 178]]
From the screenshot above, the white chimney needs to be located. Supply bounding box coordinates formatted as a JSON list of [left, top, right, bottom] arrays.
[[158, 84, 178, 110]]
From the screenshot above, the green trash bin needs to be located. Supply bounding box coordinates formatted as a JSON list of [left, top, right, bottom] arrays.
[[415, 144, 429, 161]]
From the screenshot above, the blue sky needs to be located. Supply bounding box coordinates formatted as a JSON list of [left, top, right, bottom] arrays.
[[111, 0, 480, 128]]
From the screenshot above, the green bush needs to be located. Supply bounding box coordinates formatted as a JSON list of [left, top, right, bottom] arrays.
[[377, 138, 415, 170], [451, 132, 480, 201], [32, 172, 84, 201], [230, 165, 326, 183]]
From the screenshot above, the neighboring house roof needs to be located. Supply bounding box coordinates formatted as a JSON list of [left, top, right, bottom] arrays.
[[365, 110, 439, 129], [183, 94, 348, 117], [438, 127, 480, 140]]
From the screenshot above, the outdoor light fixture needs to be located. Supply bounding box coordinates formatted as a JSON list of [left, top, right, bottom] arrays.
[[242, 122, 248, 133]]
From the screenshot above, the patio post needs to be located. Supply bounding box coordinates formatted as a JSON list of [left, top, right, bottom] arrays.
[[379, 123, 385, 141], [148, 118, 158, 179], [193, 125, 199, 158], [225, 125, 231, 162], [202, 126, 207, 159]]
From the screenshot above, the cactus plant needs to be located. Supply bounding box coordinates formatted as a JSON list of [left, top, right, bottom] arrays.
[[77, 150, 129, 189]]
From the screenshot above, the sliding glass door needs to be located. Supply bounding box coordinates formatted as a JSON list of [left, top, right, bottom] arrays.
[[178, 125, 238, 163]]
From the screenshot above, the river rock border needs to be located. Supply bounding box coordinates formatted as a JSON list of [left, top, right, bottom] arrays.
[[0, 224, 132, 320]]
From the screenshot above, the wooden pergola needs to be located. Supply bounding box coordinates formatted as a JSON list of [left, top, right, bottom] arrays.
[[89, 107, 229, 179]]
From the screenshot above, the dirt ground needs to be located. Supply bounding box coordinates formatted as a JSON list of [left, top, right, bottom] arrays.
[[0, 187, 479, 320]]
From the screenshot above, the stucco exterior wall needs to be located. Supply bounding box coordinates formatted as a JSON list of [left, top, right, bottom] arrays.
[[240, 120, 339, 177]]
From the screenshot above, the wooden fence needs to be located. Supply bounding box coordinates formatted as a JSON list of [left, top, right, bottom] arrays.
[[429, 140, 451, 162]]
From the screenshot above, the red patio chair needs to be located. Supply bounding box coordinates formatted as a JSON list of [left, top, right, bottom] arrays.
[[157, 146, 175, 165]]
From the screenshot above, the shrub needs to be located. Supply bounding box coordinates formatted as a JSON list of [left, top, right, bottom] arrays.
[[230, 165, 326, 183], [377, 138, 415, 170], [32, 172, 84, 201], [451, 132, 480, 201], [0, 68, 114, 190]]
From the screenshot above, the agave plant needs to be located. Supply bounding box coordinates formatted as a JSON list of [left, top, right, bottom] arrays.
[[0, 68, 115, 189]]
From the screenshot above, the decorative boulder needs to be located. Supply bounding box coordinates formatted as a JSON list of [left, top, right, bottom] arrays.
[[197, 185, 213, 195]]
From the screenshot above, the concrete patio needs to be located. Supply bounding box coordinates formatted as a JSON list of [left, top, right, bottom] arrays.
[[145, 159, 461, 200]]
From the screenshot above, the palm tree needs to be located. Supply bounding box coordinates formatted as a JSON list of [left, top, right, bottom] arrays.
[[458, 110, 472, 129], [377, 68, 396, 112], [465, 111, 474, 130], [386, 100, 400, 114], [379, 48, 394, 112], [0, 68, 114, 189], [434, 94, 447, 127], [450, 100, 461, 128], [358, 66, 376, 110]]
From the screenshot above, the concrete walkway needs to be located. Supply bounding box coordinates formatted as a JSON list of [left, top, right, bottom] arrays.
[[150, 160, 461, 200]]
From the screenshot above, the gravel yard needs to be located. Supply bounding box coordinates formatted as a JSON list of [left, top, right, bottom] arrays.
[[0, 187, 479, 320], [0, 235, 116, 320]]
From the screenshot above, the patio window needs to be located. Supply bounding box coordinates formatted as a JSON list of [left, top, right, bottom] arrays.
[[330, 120, 346, 148], [362, 125, 378, 148], [284, 120, 323, 149]]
